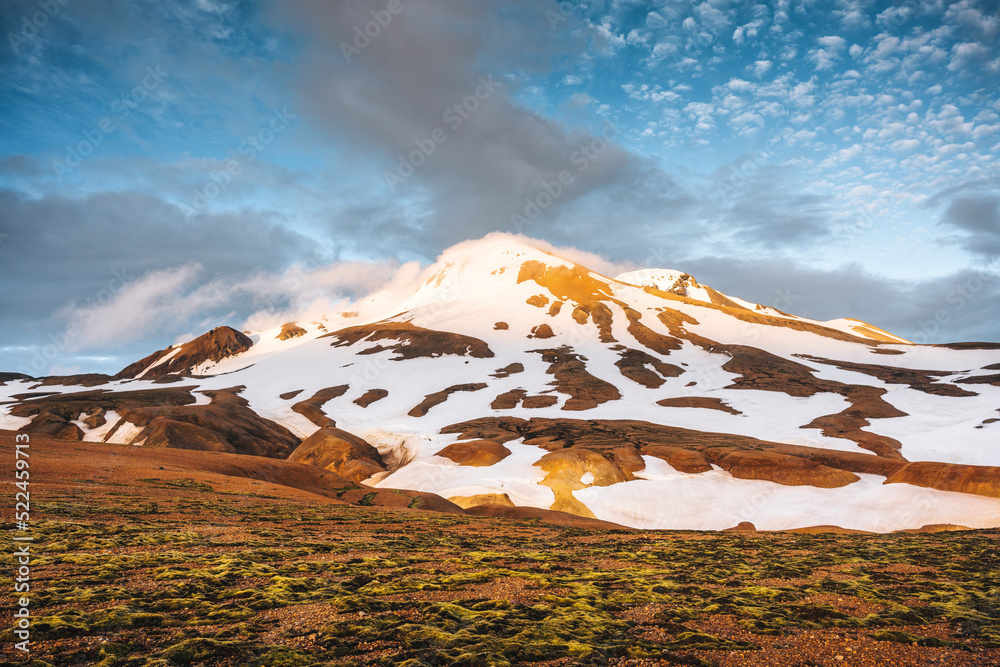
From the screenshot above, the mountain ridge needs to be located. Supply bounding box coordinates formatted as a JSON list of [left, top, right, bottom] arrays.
[[3, 234, 998, 532]]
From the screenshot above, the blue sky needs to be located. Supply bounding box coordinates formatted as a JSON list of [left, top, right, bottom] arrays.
[[1, 0, 999, 375]]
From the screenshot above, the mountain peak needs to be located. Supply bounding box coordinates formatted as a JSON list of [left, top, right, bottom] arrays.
[[116, 325, 253, 379], [615, 269, 709, 301]]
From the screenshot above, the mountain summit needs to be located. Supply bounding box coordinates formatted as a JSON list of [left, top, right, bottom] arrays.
[[3, 234, 998, 531]]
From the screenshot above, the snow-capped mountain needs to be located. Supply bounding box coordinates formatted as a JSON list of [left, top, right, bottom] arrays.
[[3, 234, 999, 531]]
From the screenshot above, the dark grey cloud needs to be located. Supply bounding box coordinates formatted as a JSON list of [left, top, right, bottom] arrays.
[[0, 188, 318, 372], [941, 194, 1000, 258], [683, 256, 1000, 345], [266, 0, 633, 254]]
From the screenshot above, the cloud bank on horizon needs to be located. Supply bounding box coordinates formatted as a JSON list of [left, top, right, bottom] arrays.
[[0, 0, 998, 375]]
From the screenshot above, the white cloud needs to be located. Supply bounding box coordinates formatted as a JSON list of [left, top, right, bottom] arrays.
[[646, 11, 669, 28], [644, 41, 678, 66], [891, 138, 921, 152], [876, 5, 915, 29], [55, 259, 406, 351], [751, 59, 772, 77], [733, 18, 765, 45], [949, 41, 995, 71], [819, 143, 862, 168], [788, 129, 817, 144], [622, 83, 680, 103], [694, 2, 731, 33], [727, 77, 755, 92]]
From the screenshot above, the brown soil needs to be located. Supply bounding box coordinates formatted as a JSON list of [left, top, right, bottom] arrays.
[[6, 429, 998, 667], [0, 429, 459, 514], [465, 503, 628, 529]]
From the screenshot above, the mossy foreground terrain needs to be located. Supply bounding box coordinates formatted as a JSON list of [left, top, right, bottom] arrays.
[[2, 456, 999, 666]]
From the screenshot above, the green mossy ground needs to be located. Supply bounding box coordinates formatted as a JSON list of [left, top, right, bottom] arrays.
[[1, 482, 997, 666]]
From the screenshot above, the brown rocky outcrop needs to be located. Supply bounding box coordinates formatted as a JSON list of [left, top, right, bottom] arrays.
[[957, 373, 1000, 387], [20, 411, 84, 440], [323, 321, 494, 360], [490, 363, 524, 378], [614, 347, 683, 388], [530, 346, 621, 410], [353, 389, 388, 407], [490, 389, 559, 410], [448, 493, 515, 509], [35, 374, 115, 387], [797, 354, 978, 397], [436, 440, 511, 467], [115, 326, 253, 380], [535, 448, 630, 517], [10, 386, 301, 457], [408, 383, 488, 418], [641, 445, 714, 473], [11, 387, 198, 438], [277, 322, 308, 340], [707, 450, 860, 488], [526, 294, 549, 308], [121, 388, 300, 458], [291, 385, 349, 428], [884, 462, 1000, 498], [116, 326, 254, 379], [656, 396, 742, 414], [288, 426, 386, 483], [571, 303, 617, 343], [522, 394, 559, 408], [441, 417, 916, 493], [529, 323, 555, 339]]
